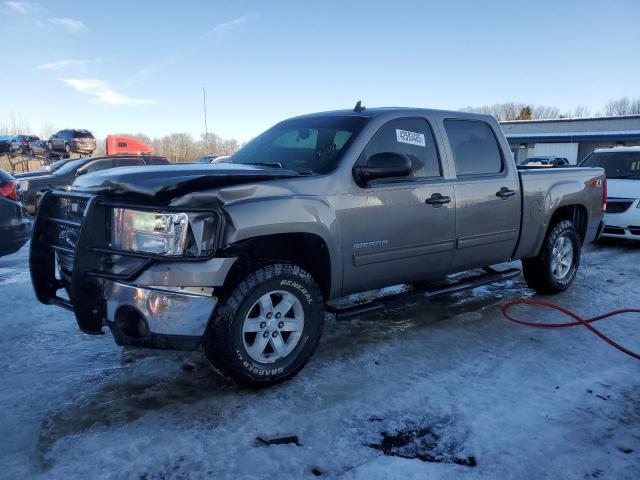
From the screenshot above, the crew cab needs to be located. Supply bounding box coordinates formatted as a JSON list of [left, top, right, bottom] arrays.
[[29, 107, 606, 387]]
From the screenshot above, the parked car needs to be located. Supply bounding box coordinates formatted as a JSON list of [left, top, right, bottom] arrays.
[[520, 156, 570, 167], [580, 146, 640, 240], [0, 168, 31, 257], [49, 129, 97, 155], [20, 154, 169, 214], [29, 107, 605, 387], [13, 157, 75, 180], [11, 135, 40, 154], [29, 140, 69, 162], [0, 135, 15, 154]]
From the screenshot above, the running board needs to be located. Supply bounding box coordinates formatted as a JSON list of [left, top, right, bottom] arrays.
[[326, 267, 521, 321]]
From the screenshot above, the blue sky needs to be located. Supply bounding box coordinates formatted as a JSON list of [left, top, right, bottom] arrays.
[[1, 0, 638, 141]]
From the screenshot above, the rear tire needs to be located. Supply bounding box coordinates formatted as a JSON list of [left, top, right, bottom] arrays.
[[522, 219, 581, 294], [202, 263, 325, 388]]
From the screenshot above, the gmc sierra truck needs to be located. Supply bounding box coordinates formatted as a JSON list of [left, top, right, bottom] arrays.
[[29, 106, 606, 387]]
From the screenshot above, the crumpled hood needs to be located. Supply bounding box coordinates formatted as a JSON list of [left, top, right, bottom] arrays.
[[607, 178, 640, 199], [71, 163, 301, 199]]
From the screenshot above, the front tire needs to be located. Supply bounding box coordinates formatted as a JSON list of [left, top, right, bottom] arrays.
[[202, 263, 325, 388], [522, 219, 581, 294], [64, 142, 71, 154]]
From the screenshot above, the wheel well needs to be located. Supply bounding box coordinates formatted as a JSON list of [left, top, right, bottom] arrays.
[[549, 205, 588, 243], [223, 233, 332, 300]]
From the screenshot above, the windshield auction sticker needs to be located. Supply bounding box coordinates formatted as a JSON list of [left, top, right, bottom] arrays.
[[396, 129, 426, 147]]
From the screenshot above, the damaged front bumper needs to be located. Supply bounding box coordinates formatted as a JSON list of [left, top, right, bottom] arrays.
[[105, 282, 218, 350], [29, 190, 235, 350]]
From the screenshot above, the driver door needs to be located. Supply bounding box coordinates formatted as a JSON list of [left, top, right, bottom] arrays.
[[339, 117, 456, 294]]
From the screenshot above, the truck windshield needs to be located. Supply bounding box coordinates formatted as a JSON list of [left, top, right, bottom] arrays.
[[228, 115, 368, 174], [580, 151, 640, 179]]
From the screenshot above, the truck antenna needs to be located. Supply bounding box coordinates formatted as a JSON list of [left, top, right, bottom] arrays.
[[353, 100, 365, 113], [203, 87, 209, 152]]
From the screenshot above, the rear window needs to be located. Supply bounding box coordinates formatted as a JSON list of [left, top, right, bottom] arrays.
[[444, 119, 503, 176], [74, 131, 94, 139]]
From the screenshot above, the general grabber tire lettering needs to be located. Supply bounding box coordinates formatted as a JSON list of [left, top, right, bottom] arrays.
[[202, 264, 325, 388], [522, 219, 581, 294]]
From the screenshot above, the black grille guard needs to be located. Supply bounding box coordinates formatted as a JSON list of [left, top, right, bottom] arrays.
[[29, 189, 223, 335]]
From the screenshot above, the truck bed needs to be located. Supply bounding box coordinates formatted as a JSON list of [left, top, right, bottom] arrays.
[[514, 166, 605, 260]]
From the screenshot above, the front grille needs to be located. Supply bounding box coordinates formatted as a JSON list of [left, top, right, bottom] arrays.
[[47, 194, 89, 273], [605, 200, 633, 214], [629, 226, 640, 236]]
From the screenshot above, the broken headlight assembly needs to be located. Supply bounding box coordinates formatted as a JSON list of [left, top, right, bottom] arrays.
[[111, 208, 219, 257]]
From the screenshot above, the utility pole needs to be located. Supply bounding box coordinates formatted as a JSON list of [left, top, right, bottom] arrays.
[[203, 87, 209, 153]]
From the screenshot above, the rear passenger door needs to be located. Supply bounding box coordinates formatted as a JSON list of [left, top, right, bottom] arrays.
[[443, 119, 521, 270], [340, 116, 456, 293]]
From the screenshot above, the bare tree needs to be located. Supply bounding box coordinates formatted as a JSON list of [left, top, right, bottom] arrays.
[[40, 122, 58, 139], [602, 97, 638, 116], [5, 112, 31, 135], [572, 105, 591, 118]]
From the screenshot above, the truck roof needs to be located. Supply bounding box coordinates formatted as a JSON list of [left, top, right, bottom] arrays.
[[287, 107, 496, 122]]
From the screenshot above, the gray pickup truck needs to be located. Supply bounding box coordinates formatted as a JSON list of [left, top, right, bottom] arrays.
[[30, 106, 606, 387]]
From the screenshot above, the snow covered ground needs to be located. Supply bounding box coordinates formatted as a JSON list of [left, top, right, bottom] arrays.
[[1, 241, 638, 479]]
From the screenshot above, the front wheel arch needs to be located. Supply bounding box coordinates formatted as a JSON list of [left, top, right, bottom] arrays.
[[222, 233, 332, 300]]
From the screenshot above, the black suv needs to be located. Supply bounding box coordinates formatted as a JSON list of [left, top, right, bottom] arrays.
[[20, 154, 169, 214], [49, 129, 97, 155]]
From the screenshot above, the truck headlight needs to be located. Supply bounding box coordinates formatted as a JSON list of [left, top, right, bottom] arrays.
[[111, 208, 218, 256]]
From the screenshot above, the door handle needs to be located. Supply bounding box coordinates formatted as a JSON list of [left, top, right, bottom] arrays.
[[496, 187, 516, 199], [425, 193, 452, 207]]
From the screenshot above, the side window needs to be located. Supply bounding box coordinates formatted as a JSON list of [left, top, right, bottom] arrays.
[[148, 157, 168, 165], [362, 118, 441, 179], [80, 159, 114, 174], [116, 158, 143, 167], [444, 119, 503, 176]]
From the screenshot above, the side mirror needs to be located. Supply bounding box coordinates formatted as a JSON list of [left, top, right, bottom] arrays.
[[353, 152, 412, 186]]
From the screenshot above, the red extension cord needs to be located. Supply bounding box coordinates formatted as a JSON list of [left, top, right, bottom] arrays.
[[502, 298, 640, 360]]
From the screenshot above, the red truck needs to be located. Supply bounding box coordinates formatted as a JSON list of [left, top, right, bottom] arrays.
[[105, 135, 154, 156]]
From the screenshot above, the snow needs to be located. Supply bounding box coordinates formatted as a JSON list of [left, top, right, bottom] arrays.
[[0, 241, 639, 479]]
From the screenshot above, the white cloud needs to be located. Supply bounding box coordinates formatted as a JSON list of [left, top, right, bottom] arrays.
[[48, 17, 87, 33], [3, 1, 31, 13], [59, 78, 156, 106], [36, 59, 98, 71], [203, 14, 259, 38]]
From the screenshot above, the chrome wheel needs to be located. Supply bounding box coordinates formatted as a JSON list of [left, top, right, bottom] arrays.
[[550, 235, 574, 280], [242, 290, 304, 364]]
